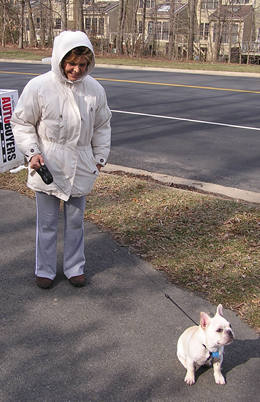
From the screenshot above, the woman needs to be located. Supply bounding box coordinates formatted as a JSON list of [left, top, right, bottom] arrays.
[[11, 31, 111, 289]]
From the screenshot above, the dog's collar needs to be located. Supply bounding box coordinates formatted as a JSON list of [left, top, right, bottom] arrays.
[[203, 344, 220, 360]]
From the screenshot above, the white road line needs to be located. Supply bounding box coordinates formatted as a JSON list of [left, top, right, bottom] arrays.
[[111, 109, 260, 131]]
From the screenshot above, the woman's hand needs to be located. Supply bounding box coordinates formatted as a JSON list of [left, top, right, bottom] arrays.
[[96, 164, 103, 171], [30, 154, 44, 170]]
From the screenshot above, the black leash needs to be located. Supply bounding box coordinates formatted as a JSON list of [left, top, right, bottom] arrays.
[[165, 293, 198, 326]]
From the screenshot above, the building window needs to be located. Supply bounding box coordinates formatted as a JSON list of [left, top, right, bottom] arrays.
[[54, 18, 61, 29], [98, 18, 104, 35], [201, 0, 218, 9], [138, 20, 143, 34], [92, 18, 97, 34], [257, 28, 260, 42], [148, 21, 153, 35], [213, 23, 238, 44], [139, 0, 155, 8], [155, 22, 161, 40], [36, 17, 40, 29], [162, 22, 169, 40], [200, 23, 209, 40], [231, 24, 239, 44], [85, 17, 91, 31]]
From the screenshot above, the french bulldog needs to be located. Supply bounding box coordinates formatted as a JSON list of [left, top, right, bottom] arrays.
[[177, 304, 234, 385]]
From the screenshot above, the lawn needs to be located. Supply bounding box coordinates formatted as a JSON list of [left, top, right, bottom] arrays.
[[1, 46, 260, 74]]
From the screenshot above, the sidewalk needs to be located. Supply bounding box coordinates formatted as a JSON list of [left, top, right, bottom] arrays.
[[0, 188, 259, 402]]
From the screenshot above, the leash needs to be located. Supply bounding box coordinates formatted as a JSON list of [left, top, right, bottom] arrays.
[[165, 293, 198, 326]]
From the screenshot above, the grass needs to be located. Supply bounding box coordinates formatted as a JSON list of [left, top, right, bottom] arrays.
[[0, 169, 259, 332], [1, 45, 260, 74]]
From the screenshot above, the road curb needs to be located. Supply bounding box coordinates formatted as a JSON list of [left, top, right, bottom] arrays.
[[103, 163, 260, 204]]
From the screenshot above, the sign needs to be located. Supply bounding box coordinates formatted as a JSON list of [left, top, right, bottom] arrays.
[[0, 89, 24, 173]]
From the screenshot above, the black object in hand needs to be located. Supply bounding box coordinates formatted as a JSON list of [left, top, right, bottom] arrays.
[[36, 164, 53, 185]]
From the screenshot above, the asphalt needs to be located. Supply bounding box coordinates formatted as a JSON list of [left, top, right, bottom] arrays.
[[0, 185, 259, 402]]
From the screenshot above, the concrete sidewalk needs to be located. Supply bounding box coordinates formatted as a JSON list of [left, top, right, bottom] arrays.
[[0, 188, 259, 402]]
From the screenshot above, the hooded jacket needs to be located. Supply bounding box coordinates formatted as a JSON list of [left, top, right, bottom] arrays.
[[11, 31, 111, 201]]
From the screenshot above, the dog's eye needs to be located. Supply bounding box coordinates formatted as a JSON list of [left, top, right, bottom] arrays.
[[216, 328, 223, 333]]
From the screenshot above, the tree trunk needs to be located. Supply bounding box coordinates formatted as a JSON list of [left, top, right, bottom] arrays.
[[151, 0, 157, 56], [18, 0, 25, 49], [130, 0, 139, 56], [188, 0, 196, 60], [213, 0, 222, 62], [141, 0, 147, 55], [1, 1, 6, 47], [39, 2, 46, 47], [46, 0, 53, 47], [61, 0, 67, 31], [26, 0, 37, 47], [75, 0, 84, 31], [116, 0, 125, 54], [168, 0, 176, 59]]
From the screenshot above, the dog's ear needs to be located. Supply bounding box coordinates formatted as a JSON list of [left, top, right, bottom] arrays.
[[216, 304, 223, 317], [200, 312, 211, 328]]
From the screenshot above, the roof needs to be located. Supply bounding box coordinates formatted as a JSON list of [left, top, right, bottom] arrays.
[[209, 4, 253, 21], [83, 1, 119, 13]]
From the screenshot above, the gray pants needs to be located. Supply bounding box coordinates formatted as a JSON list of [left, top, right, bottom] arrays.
[[35, 192, 86, 280]]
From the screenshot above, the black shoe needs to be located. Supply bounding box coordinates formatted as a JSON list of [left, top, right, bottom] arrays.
[[69, 274, 86, 287], [36, 276, 53, 289]]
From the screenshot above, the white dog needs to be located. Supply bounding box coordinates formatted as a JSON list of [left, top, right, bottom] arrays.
[[177, 304, 234, 385]]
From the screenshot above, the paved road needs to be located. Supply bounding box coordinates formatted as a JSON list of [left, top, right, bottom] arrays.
[[0, 188, 259, 401], [0, 61, 260, 193]]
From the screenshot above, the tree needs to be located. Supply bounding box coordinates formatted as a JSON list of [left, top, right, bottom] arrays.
[[213, 0, 222, 62], [61, 0, 67, 31], [46, 0, 54, 46], [75, 0, 84, 31], [116, 0, 128, 54], [188, 0, 196, 60], [168, 0, 176, 59], [26, 0, 37, 47], [18, 0, 25, 48]]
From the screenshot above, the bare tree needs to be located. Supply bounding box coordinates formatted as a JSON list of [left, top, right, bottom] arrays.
[[46, 0, 54, 46], [18, 0, 25, 48], [39, 1, 46, 47], [117, 0, 128, 54], [0, 0, 7, 46], [188, 0, 196, 60], [141, 0, 147, 55], [168, 0, 176, 59], [213, 0, 222, 62], [26, 0, 37, 46], [61, 0, 67, 31], [75, 0, 84, 31], [130, 0, 139, 56]]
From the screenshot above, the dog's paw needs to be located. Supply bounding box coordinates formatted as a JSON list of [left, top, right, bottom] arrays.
[[214, 373, 226, 385], [184, 373, 195, 385]]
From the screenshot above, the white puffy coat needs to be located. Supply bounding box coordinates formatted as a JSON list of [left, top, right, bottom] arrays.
[[11, 31, 111, 201]]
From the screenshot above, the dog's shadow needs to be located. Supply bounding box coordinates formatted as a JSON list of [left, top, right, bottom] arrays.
[[196, 338, 260, 381]]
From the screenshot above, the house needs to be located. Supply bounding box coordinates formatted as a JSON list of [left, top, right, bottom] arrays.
[[82, 1, 119, 51], [196, 0, 258, 62], [208, 4, 254, 62], [22, 0, 260, 62]]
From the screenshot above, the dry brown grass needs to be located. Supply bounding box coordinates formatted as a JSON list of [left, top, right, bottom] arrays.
[[1, 169, 259, 332]]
